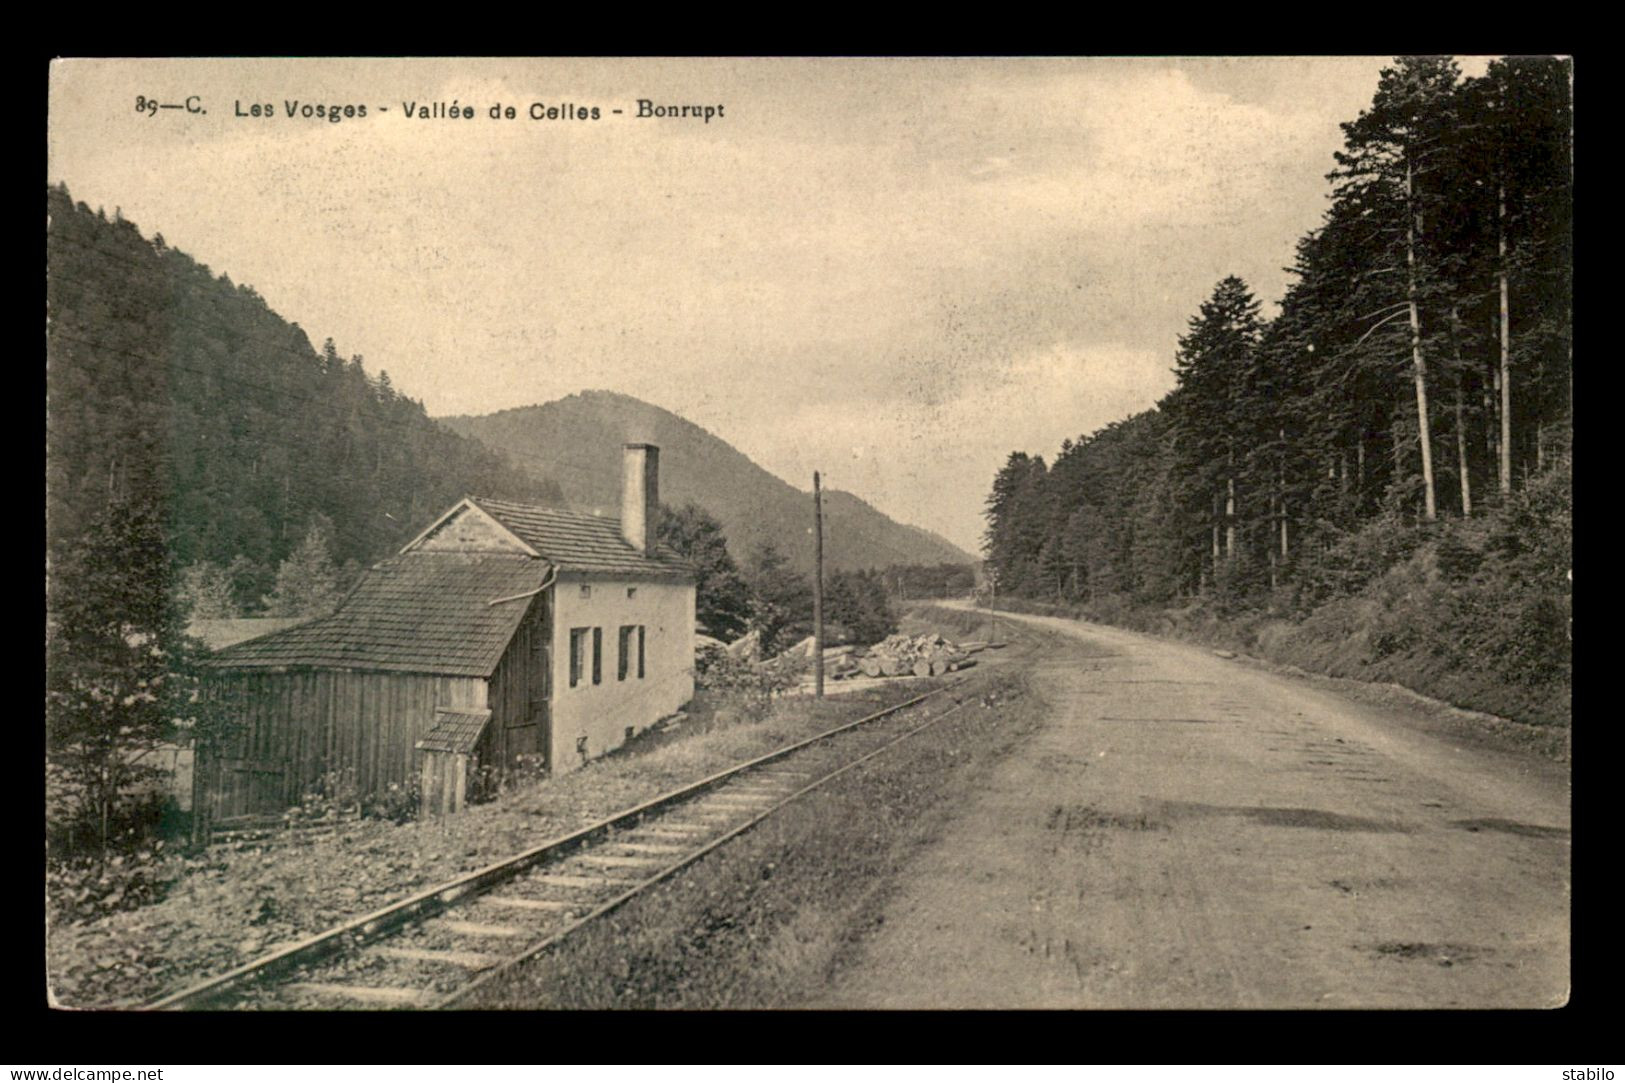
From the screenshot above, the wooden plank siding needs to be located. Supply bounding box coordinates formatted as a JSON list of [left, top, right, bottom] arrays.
[[484, 588, 552, 772], [199, 588, 552, 822], [202, 669, 487, 820]]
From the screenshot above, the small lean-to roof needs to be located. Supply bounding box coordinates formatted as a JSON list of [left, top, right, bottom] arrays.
[[465, 496, 694, 580], [206, 552, 549, 677], [416, 708, 492, 755]]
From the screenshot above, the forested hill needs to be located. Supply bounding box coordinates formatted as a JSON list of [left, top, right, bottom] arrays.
[[983, 57, 1571, 727], [439, 391, 977, 574], [45, 183, 560, 604]]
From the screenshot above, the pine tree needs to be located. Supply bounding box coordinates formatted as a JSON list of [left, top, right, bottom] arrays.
[[658, 502, 753, 640], [1333, 56, 1464, 522], [261, 515, 343, 618], [46, 500, 231, 857], [1166, 276, 1264, 579], [744, 542, 813, 655], [177, 561, 240, 620]]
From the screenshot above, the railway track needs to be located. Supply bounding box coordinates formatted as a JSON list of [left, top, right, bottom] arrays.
[[144, 676, 984, 1010]]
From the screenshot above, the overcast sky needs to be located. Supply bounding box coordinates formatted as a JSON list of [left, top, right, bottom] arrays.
[[48, 57, 1494, 556]]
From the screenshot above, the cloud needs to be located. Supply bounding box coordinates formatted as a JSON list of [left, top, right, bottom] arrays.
[[704, 338, 1171, 552]]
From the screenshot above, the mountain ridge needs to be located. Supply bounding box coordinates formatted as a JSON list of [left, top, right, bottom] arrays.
[[438, 390, 977, 573], [45, 183, 559, 599]]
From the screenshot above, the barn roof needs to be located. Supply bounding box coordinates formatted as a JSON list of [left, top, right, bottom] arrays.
[[186, 617, 308, 652], [205, 553, 549, 677], [416, 708, 492, 754], [463, 496, 694, 579]]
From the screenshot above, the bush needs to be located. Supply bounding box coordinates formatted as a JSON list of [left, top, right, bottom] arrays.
[[1081, 592, 1138, 627], [694, 651, 803, 727], [362, 777, 422, 822], [46, 761, 171, 860], [47, 846, 171, 926], [1433, 529, 1484, 583], [1294, 513, 1429, 610], [467, 753, 546, 807], [283, 767, 360, 827]]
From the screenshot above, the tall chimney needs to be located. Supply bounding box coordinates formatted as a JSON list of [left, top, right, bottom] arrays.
[[621, 443, 659, 554]]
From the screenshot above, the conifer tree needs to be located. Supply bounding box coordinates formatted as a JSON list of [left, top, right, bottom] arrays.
[[1166, 276, 1263, 576], [261, 516, 343, 618], [1332, 56, 1464, 522], [658, 502, 753, 640]]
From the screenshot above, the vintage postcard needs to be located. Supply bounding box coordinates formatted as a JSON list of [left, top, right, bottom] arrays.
[[45, 56, 1571, 1013]]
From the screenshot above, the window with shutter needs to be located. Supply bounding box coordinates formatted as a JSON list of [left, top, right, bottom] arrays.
[[569, 628, 588, 689], [618, 625, 634, 681]]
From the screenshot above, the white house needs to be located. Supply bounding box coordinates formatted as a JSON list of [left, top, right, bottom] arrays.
[[204, 443, 696, 818]]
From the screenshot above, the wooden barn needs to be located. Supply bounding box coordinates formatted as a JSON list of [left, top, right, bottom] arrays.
[[199, 443, 696, 823]]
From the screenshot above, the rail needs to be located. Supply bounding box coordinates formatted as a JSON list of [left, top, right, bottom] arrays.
[[144, 676, 978, 1010]]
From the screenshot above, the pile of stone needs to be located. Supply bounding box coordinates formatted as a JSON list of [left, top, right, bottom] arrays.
[[856, 632, 979, 679]]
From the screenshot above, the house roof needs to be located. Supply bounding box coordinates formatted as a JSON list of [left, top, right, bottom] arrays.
[[186, 618, 308, 652], [416, 708, 492, 755], [463, 496, 694, 580], [205, 552, 549, 677]]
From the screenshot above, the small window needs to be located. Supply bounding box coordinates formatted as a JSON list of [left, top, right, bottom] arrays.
[[592, 627, 602, 685], [626, 587, 637, 599], [637, 625, 646, 679], [617, 625, 635, 681], [569, 628, 589, 688], [579, 584, 592, 598]]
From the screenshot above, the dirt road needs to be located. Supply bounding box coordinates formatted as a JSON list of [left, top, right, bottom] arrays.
[[814, 606, 1570, 1009]]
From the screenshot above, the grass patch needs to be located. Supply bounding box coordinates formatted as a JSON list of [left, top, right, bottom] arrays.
[[46, 675, 958, 1009], [459, 670, 1048, 1009]]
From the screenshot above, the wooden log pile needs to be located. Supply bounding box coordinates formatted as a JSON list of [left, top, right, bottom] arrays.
[[757, 629, 989, 686], [853, 632, 980, 679]]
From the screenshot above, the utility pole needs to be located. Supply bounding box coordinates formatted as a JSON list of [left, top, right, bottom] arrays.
[[987, 563, 1000, 647], [813, 470, 824, 698]]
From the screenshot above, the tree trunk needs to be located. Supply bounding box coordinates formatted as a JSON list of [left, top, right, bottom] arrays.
[[1278, 429, 1289, 559], [99, 762, 111, 861], [1267, 499, 1278, 592], [1451, 306, 1473, 517], [1211, 491, 1221, 568], [1406, 155, 1438, 522], [1224, 447, 1236, 559], [1498, 182, 1513, 496], [1455, 376, 1473, 517]]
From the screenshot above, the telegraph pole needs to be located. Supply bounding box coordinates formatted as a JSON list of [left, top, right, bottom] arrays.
[[988, 562, 1000, 647], [812, 471, 825, 697]]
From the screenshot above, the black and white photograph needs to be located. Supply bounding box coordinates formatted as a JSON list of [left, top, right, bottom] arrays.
[[44, 56, 1572, 1012]]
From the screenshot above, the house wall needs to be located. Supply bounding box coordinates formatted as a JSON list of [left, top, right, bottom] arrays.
[[201, 669, 486, 820], [548, 575, 695, 771]]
